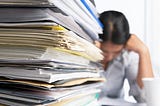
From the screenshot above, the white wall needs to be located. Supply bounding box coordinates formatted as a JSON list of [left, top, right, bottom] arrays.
[[146, 0, 160, 76], [95, 0, 145, 41]]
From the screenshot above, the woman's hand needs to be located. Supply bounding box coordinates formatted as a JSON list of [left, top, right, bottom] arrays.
[[125, 34, 148, 54], [94, 40, 101, 48]]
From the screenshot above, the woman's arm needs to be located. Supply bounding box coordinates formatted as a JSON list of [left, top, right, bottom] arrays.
[[125, 34, 154, 88]]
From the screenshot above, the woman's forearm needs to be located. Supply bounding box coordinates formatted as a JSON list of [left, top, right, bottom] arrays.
[[137, 47, 154, 88]]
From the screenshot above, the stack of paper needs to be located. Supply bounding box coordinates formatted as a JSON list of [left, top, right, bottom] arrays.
[[0, 8, 94, 42], [0, 0, 105, 106], [0, 26, 103, 61], [52, 0, 103, 40]]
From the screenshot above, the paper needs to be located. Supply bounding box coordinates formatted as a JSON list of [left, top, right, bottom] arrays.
[[80, 0, 103, 28], [52, 0, 100, 40], [0, 1, 104, 106], [0, 83, 101, 105], [0, 26, 103, 62], [46, 8, 93, 42], [0, 0, 54, 7], [0, 77, 104, 89], [0, 93, 45, 103], [49, 90, 99, 106], [0, 7, 94, 42], [0, 66, 100, 83]]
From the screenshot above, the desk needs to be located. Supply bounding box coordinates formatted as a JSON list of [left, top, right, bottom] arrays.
[[98, 97, 147, 106]]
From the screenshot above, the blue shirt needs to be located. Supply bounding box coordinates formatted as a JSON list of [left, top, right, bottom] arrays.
[[99, 50, 145, 103]]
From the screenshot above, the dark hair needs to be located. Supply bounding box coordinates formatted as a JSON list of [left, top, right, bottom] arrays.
[[99, 10, 130, 44]]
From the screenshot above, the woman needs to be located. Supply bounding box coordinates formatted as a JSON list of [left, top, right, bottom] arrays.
[[96, 10, 154, 102]]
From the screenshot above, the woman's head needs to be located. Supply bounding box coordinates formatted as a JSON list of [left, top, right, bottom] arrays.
[[99, 11, 131, 62], [99, 10, 130, 44]]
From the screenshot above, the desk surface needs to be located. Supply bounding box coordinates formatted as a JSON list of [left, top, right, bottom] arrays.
[[98, 97, 146, 106]]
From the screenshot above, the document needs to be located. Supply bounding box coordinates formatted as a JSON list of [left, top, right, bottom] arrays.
[[0, 1, 104, 106], [79, 0, 103, 28], [48, 89, 100, 106], [0, 7, 93, 42], [0, 0, 54, 7], [0, 45, 90, 64], [62, 31, 103, 61], [0, 67, 100, 83], [0, 26, 103, 62], [0, 8, 54, 23], [52, 0, 100, 40], [0, 82, 101, 105], [0, 93, 45, 103], [46, 8, 93, 42], [0, 77, 105, 89]]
